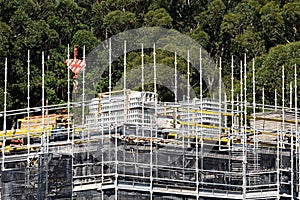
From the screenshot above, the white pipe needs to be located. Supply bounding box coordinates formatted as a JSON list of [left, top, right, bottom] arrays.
[[68, 46, 74, 200], [290, 81, 293, 109], [81, 46, 86, 140], [240, 60, 243, 132], [27, 51, 30, 167], [275, 89, 277, 111], [150, 117, 153, 200], [219, 57, 222, 151], [252, 58, 258, 172], [290, 73, 294, 199], [141, 44, 144, 136], [2, 58, 7, 171], [262, 87, 265, 112], [187, 50, 190, 104], [153, 43, 157, 121], [187, 50, 190, 146], [42, 51, 45, 153], [242, 54, 247, 200], [174, 52, 177, 103], [108, 38, 113, 181], [123, 40, 127, 123], [67, 44, 70, 143], [200, 47, 203, 185], [230, 55, 234, 182], [279, 65, 285, 199], [294, 64, 299, 199]]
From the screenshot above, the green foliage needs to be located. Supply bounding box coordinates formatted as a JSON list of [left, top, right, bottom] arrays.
[[0, 0, 300, 118], [103, 10, 137, 37], [0, 21, 10, 58], [281, 1, 300, 42], [188, 26, 210, 49], [72, 30, 99, 53], [220, 0, 262, 63], [254, 41, 300, 106], [259, 1, 285, 47], [144, 8, 173, 28], [197, 0, 226, 55]]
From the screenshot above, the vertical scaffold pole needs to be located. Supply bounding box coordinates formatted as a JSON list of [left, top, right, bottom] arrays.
[[107, 38, 115, 200], [242, 54, 247, 200], [230, 55, 234, 181], [26, 51, 30, 198], [108, 38, 112, 116], [153, 43, 158, 180], [150, 116, 153, 200], [295, 64, 299, 200], [282, 65, 285, 167], [276, 121, 280, 200], [195, 121, 199, 200], [224, 93, 227, 128], [38, 53, 43, 200], [27, 51, 30, 167], [187, 49, 190, 102], [141, 44, 145, 136], [123, 40, 127, 124], [42, 51, 45, 152], [236, 94, 240, 129], [115, 103, 118, 200], [282, 65, 286, 199], [231, 55, 234, 129], [187, 50, 190, 147], [198, 47, 203, 198], [252, 58, 258, 172], [290, 82, 293, 109], [218, 57, 222, 151], [194, 50, 199, 200], [279, 65, 285, 200], [174, 52, 178, 104], [67, 45, 74, 200], [275, 89, 278, 112], [2, 58, 7, 171], [199, 48, 204, 185], [81, 46, 86, 141], [174, 51, 178, 134], [244, 54, 247, 120], [108, 38, 112, 176], [240, 60, 243, 132], [101, 113, 104, 200], [290, 71, 294, 199], [262, 87, 265, 113], [239, 59, 243, 196], [67, 44, 70, 143], [153, 43, 157, 121], [42, 51, 48, 199]]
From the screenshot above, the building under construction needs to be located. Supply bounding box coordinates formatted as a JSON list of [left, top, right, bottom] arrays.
[[0, 45, 300, 200]]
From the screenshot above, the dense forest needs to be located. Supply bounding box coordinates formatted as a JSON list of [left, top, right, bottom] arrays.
[[0, 0, 300, 114]]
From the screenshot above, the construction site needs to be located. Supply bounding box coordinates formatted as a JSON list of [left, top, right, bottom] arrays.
[[0, 42, 299, 200]]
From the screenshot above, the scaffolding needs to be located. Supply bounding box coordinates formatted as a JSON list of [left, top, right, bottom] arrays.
[[0, 45, 300, 200]]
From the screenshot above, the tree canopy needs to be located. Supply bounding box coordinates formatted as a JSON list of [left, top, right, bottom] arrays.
[[0, 0, 299, 115]]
